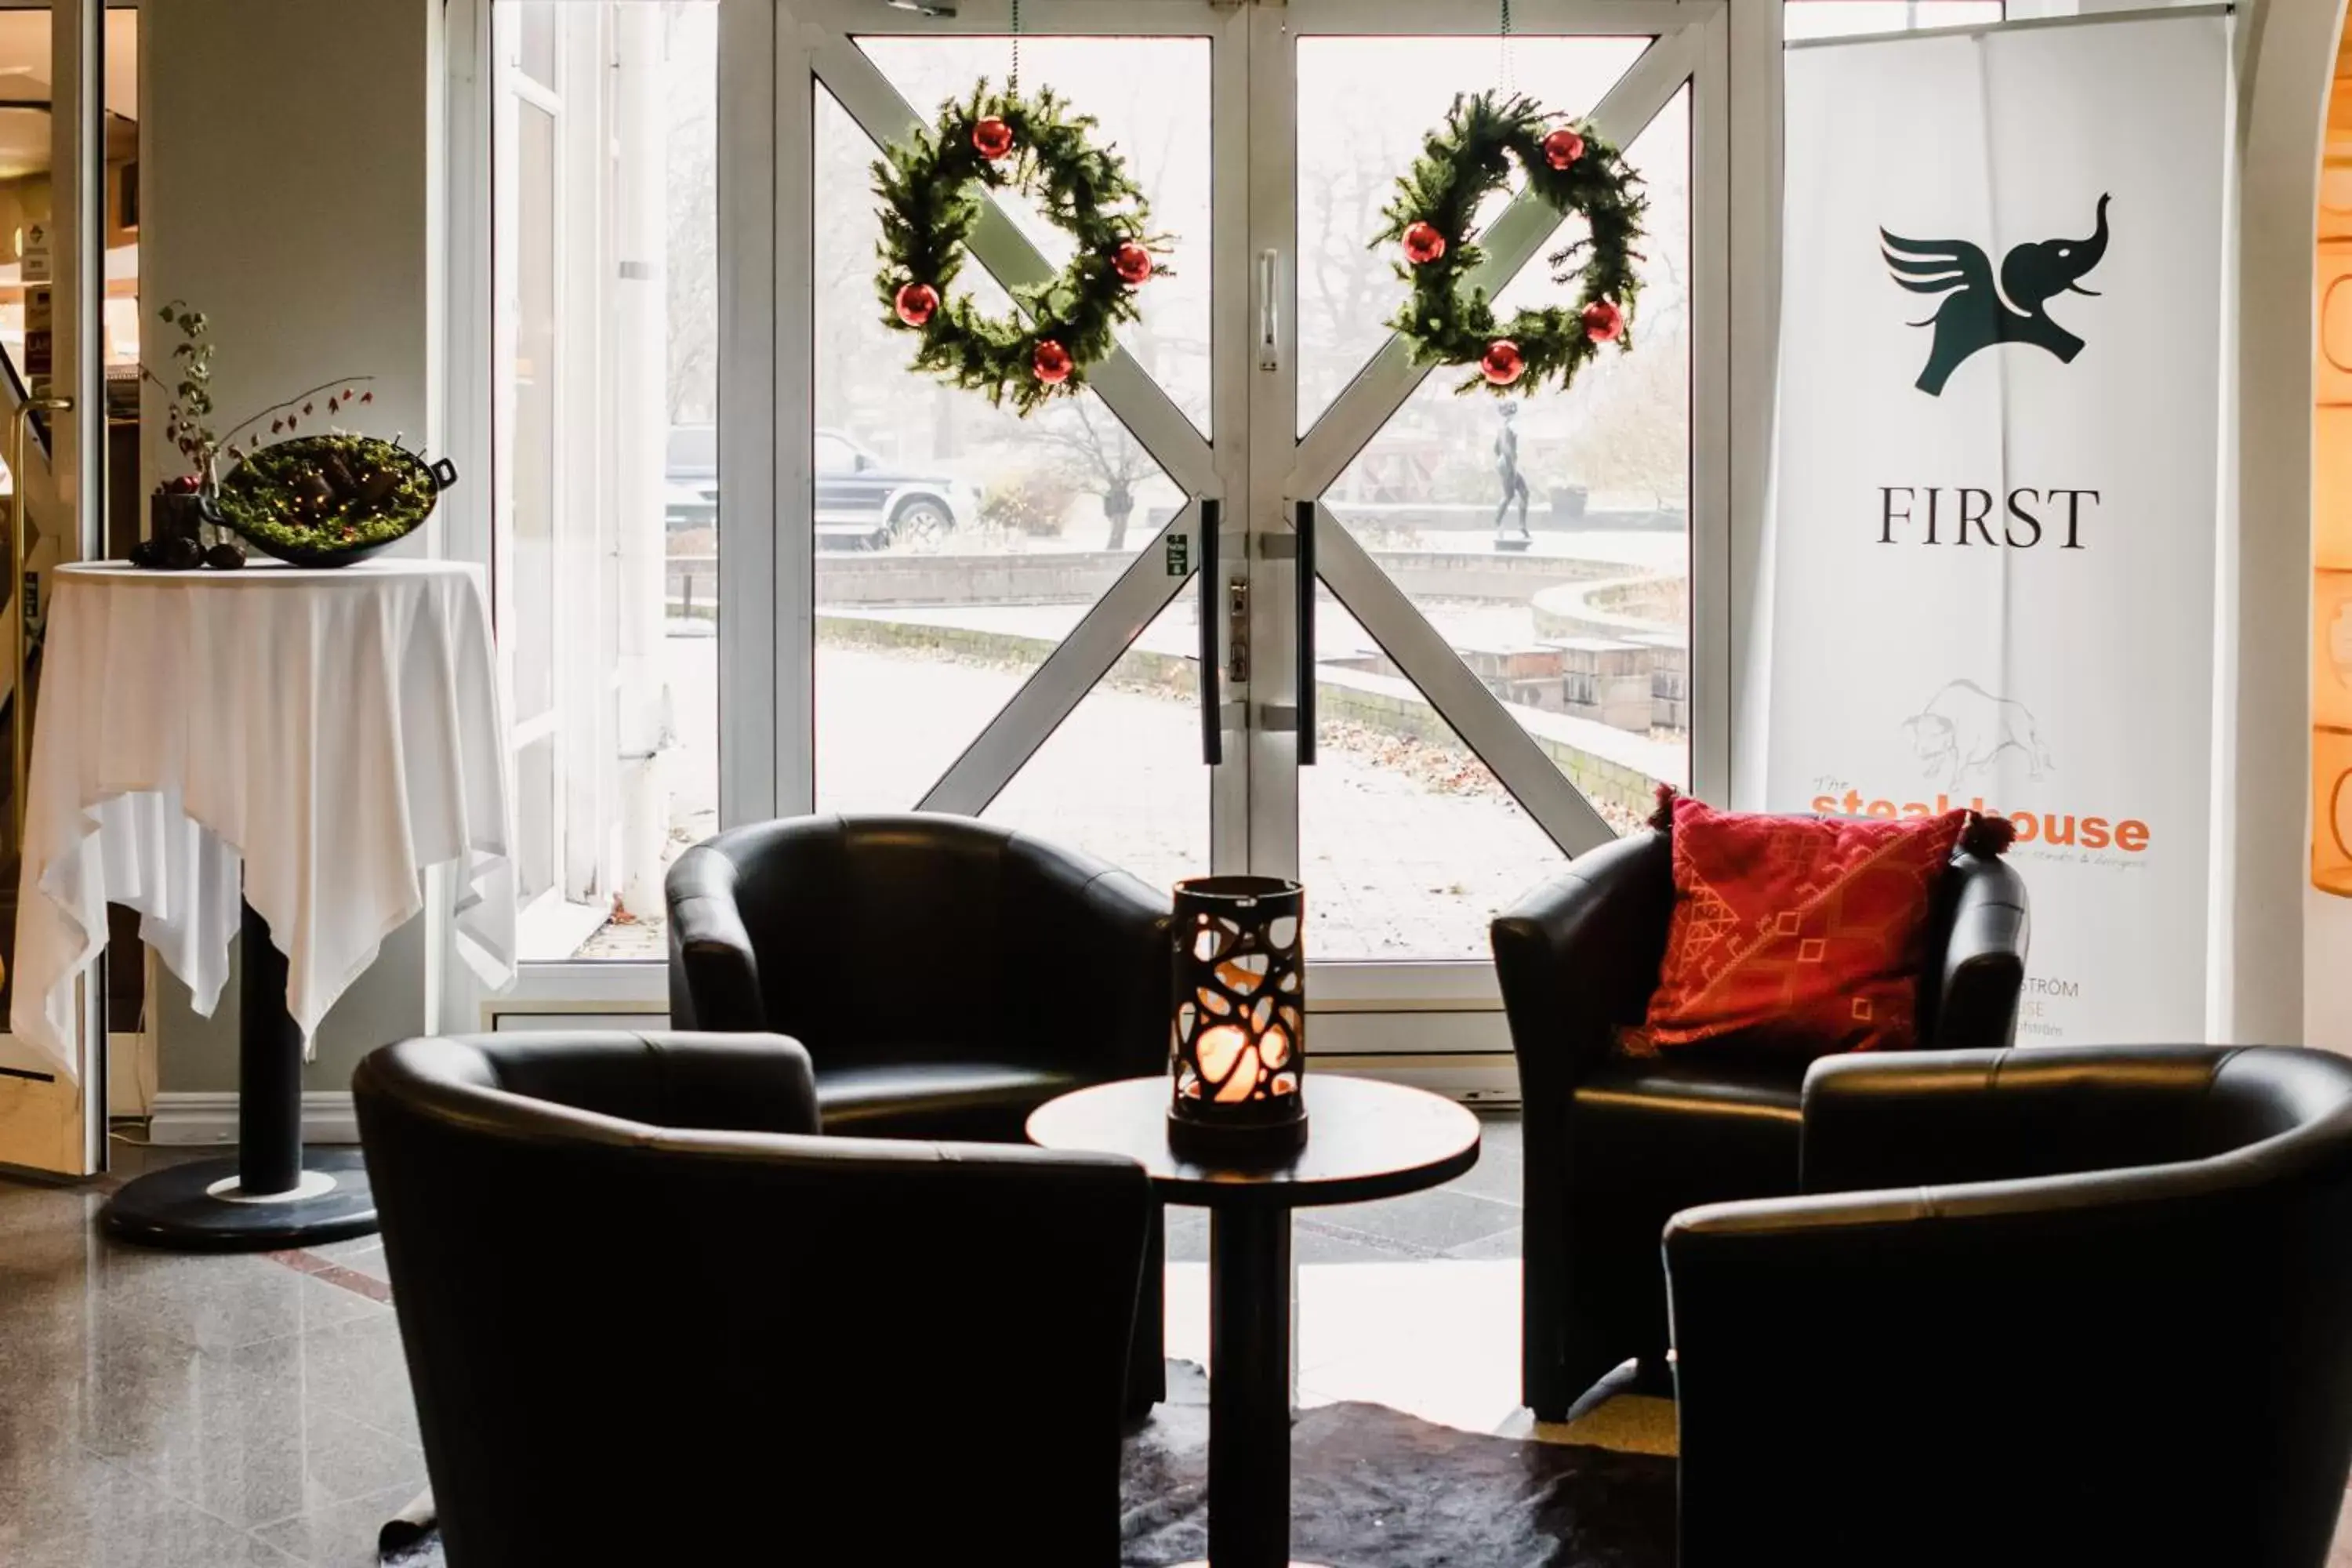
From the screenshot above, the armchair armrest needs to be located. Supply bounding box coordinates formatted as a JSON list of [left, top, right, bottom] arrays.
[[1925, 851, 2030, 1048], [361, 1031, 822, 1138], [1798, 1045, 2221, 1194], [666, 843, 766, 1032], [1490, 831, 1673, 1105]]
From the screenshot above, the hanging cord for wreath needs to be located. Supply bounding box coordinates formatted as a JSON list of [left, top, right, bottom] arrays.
[[1499, 0, 1516, 98], [1372, 89, 1646, 395], [1009, 0, 1022, 93]]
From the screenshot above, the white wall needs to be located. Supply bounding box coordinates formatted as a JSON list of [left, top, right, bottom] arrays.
[[142, 0, 443, 1094]]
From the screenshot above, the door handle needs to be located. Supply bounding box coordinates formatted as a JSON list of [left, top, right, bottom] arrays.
[[1199, 499, 1221, 766], [1257, 249, 1280, 372], [1296, 499, 1316, 766]]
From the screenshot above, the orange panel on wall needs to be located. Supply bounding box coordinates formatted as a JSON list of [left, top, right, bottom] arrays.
[[2316, 238, 2352, 892]]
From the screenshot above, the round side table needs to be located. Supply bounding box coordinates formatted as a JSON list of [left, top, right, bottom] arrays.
[[1029, 1073, 1480, 1568]]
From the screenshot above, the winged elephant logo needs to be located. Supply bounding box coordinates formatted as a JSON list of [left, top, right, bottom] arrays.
[[1880, 194, 2111, 396]]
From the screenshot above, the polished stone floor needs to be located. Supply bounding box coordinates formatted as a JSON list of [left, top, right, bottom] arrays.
[[2, 1116, 2347, 1565], [0, 1142, 420, 1567]]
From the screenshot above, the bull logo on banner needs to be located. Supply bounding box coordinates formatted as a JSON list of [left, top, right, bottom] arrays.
[[1880, 194, 2112, 395], [1903, 681, 2056, 789]]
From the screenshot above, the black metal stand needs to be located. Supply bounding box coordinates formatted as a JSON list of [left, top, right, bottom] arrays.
[[101, 898, 376, 1250], [1183, 1208, 1323, 1568], [1026, 1076, 1479, 1568]]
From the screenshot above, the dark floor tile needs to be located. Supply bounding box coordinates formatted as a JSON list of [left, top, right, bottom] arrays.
[[1443, 1225, 1523, 1261], [1293, 1221, 1416, 1265], [1446, 1115, 1524, 1205], [1165, 1207, 1426, 1265], [1163, 1207, 1208, 1265], [303, 1236, 388, 1283], [1296, 1184, 1521, 1259]]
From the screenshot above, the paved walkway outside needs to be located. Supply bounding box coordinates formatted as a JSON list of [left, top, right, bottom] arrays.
[[579, 635, 1577, 962], [820, 644, 1574, 962]]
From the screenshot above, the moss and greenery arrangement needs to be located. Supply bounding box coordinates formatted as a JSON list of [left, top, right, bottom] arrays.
[[873, 80, 1169, 415], [1374, 90, 1647, 396], [212, 434, 439, 557]]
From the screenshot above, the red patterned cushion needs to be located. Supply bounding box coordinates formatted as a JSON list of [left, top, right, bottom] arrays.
[[1641, 795, 1967, 1057]]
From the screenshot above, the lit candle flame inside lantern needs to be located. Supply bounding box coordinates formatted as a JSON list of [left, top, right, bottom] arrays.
[[1196, 1023, 1248, 1086]]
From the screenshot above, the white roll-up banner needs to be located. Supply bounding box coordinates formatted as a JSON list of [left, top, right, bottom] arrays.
[[1768, 13, 2231, 1044]]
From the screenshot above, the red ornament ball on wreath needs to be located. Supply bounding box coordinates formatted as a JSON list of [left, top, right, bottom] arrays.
[[893, 281, 940, 328], [971, 116, 1015, 161], [1033, 339, 1075, 385], [1581, 299, 1624, 343], [1402, 221, 1448, 267], [1542, 128, 1586, 171], [1480, 339, 1526, 387], [1112, 242, 1154, 287]]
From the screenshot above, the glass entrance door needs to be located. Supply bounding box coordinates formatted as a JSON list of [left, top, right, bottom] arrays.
[[801, 20, 1229, 897], [1248, 2, 1719, 1061]]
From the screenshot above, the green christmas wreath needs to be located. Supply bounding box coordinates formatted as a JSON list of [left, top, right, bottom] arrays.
[[1373, 90, 1647, 396], [873, 82, 1168, 415]]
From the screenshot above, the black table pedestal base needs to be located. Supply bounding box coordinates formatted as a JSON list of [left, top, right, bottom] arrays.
[[101, 898, 376, 1251], [101, 1147, 376, 1250], [1026, 1076, 1481, 1568], [1201, 1208, 1330, 1568]]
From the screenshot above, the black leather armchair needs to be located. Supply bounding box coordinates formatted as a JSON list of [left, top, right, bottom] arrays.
[[1668, 1045, 2352, 1568], [354, 1031, 1153, 1568], [1492, 828, 2027, 1417], [666, 811, 1173, 1407], [668, 814, 1170, 1135]]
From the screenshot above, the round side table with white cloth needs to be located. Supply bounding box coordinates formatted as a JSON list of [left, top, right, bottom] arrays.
[[11, 560, 515, 1248]]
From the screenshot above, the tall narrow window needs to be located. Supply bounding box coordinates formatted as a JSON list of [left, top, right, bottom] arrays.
[[492, 1, 718, 961]]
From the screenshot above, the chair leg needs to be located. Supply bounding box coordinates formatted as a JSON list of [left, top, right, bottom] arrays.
[[1123, 1202, 1167, 1423]]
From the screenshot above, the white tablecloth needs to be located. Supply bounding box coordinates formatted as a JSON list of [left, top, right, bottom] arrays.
[[10, 561, 516, 1079]]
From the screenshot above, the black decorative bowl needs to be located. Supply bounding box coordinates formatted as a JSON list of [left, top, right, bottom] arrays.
[[204, 435, 458, 569], [228, 532, 409, 570]]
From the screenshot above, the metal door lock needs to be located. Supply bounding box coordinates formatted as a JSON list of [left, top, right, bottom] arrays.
[[1227, 579, 1250, 684]]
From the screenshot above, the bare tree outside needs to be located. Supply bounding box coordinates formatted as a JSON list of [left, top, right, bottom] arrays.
[[1028, 399, 1155, 549]]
